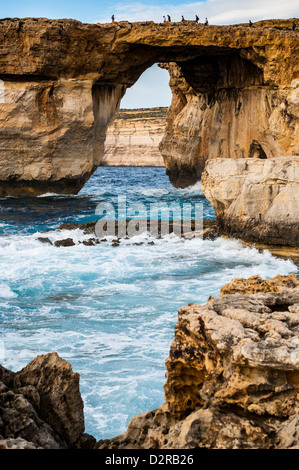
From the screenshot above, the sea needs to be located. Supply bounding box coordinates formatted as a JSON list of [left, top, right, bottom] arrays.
[[0, 166, 297, 440]]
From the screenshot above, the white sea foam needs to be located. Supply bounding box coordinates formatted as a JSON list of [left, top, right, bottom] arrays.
[[0, 284, 17, 298], [178, 180, 202, 193], [37, 192, 62, 198], [141, 188, 170, 196]]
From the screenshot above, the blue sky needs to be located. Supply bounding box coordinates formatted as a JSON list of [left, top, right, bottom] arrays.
[[1, 1, 298, 108]]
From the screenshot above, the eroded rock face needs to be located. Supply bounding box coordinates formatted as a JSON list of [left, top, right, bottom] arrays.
[[102, 108, 166, 167], [0, 352, 93, 449], [98, 274, 299, 449], [160, 59, 299, 188], [0, 18, 298, 194], [201, 157, 299, 246]]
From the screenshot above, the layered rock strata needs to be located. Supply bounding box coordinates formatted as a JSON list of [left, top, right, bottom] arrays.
[[102, 108, 166, 166], [0, 18, 298, 194], [201, 157, 299, 246], [98, 274, 299, 449]]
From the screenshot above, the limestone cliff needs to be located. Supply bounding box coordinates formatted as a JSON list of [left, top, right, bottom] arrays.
[[98, 274, 299, 449], [201, 157, 299, 246], [0, 17, 298, 195], [102, 108, 166, 166]]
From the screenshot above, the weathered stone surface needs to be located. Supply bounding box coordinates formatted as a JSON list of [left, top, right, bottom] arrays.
[[98, 275, 299, 449], [0, 437, 40, 449], [201, 157, 299, 246], [220, 273, 299, 296], [102, 108, 166, 166], [0, 353, 86, 449], [0, 18, 298, 194]]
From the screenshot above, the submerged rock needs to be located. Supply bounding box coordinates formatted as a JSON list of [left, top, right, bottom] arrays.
[[54, 238, 76, 247], [37, 237, 53, 245]]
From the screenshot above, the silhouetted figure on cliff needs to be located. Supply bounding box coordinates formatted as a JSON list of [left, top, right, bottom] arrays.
[[249, 20, 253, 27], [292, 22, 296, 31], [111, 15, 115, 22], [204, 18, 209, 26], [167, 15, 171, 22], [195, 15, 199, 23], [181, 15, 185, 21], [163, 16, 166, 22]]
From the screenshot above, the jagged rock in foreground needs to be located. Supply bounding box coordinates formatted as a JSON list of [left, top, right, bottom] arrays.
[[201, 157, 299, 247], [98, 274, 299, 449], [0, 353, 95, 449], [102, 108, 166, 167]]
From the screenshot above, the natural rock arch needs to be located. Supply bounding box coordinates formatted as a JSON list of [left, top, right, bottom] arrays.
[[0, 18, 298, 195]]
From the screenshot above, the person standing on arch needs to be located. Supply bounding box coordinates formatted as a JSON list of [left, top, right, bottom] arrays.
[[195, 15, 199, 23], [204, 17, 209, 26], [167, 15, 171, 21], [111, 15, 115, 22]]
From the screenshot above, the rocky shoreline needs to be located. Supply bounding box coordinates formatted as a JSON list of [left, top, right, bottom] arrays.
[[33, 218, 299, 264], [1, 274, 299, 449]]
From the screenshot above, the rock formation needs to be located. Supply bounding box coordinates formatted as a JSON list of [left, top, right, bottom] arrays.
[[0, 18, 298, 195], [98, 274, 299, 449], [201, 157, 299, 246], [0, 353, 95, 449], [102, 108, 166, 166]]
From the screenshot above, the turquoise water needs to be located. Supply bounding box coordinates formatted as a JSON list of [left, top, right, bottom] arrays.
[[0, 167, 297, 439]]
